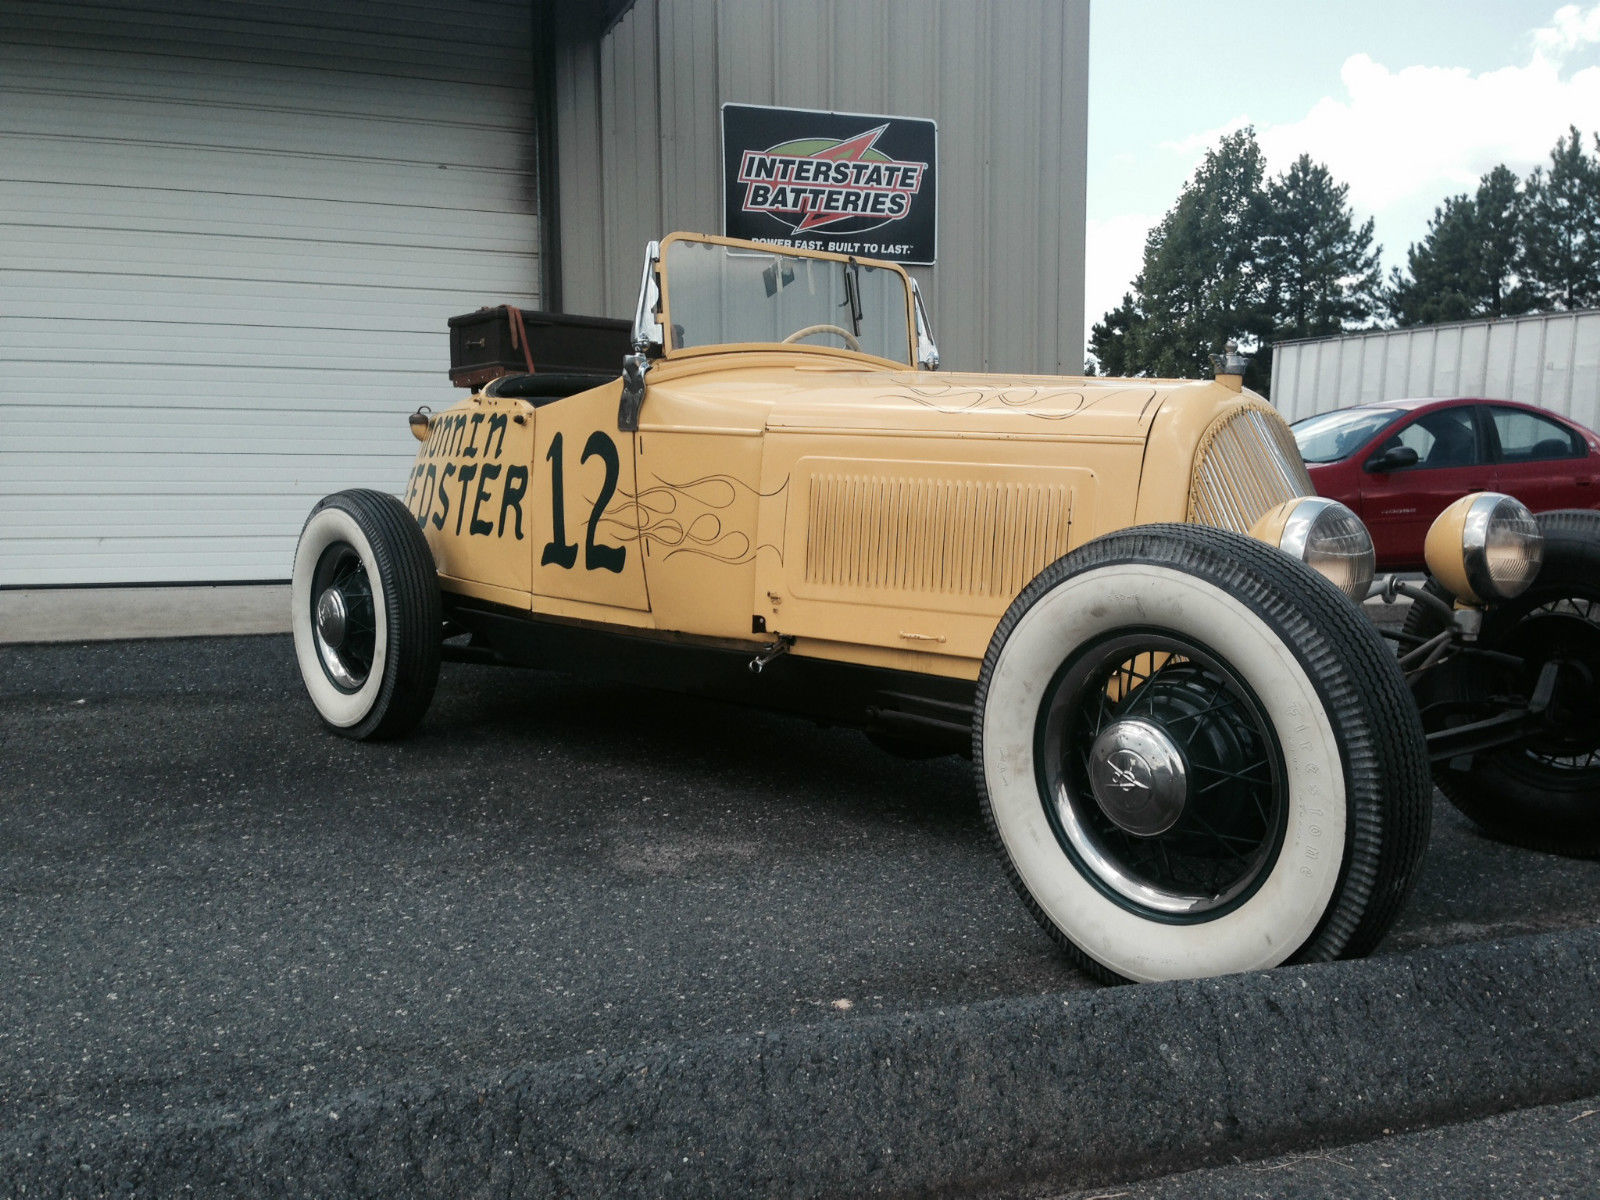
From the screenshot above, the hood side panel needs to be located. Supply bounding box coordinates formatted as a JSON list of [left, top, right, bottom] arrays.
[[756, 435, 1144, 664]]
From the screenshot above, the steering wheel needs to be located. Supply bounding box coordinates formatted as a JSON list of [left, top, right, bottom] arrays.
[[782, 323, 862, 351]]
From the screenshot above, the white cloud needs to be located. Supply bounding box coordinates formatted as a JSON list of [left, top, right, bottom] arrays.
[[1533, 2, 1600, 58], [1157, 4, 1600, 262], [1161, 116, 1251, 158], [1259, 44, 1600, 218]]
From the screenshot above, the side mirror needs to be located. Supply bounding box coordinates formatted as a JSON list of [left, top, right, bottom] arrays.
[[1366, 445, 1418, 473]]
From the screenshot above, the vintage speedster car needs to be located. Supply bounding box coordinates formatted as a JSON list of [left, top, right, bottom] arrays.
[[291, 233, 1600, 984]]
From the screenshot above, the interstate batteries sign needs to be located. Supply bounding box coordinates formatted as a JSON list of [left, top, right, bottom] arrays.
[[722, 103, 937, 265]]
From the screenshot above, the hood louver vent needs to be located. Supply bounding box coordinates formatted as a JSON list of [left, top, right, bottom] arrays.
[[805, 473, 1075, 600]]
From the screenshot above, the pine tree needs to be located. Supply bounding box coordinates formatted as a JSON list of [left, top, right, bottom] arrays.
[[1260, 155, 1383, 340], [1089, 131, 1379, 394], [1475, 165, 1541, 316], [1133, 128, 1273, 383], [1087, 292, 1144, 378], [1525, 126, 1600, 310], [1388, 195, 1486, 326], [1388, 166, 1542, 325]]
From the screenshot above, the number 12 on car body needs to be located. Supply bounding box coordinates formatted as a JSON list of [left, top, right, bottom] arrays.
[[531, 421, 650, 612], [540, 430, 627, 574]]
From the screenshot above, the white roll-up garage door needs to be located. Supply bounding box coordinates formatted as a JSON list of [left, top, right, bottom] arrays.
[[1, 1, 543, 584]]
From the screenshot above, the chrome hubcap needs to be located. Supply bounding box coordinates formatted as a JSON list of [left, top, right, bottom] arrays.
[[315, 587, 349, 650], [1089, 718, 1188, 836], [309, 544, 375, 692]]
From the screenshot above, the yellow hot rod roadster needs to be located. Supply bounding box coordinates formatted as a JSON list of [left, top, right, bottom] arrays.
[[292, 233, 1600, 983]]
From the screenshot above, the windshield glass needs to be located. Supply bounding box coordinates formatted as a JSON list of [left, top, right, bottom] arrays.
[[1291, 407, 1402, 464], [662, 238, 912, 364]]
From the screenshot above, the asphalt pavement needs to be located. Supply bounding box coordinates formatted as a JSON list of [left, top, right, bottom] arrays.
[[1052, 1095, 1600, 1200], [3, 633, 1599, 1196]]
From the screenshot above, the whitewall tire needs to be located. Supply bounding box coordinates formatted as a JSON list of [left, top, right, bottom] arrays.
[[291, 489, 442, 740], [974, 525, 1431, 983]]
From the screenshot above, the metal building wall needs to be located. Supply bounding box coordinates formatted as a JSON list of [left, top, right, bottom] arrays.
[[1, 1, 542, 585], [552, 0, 1089, 376], [1271, 310, 1600, 430]]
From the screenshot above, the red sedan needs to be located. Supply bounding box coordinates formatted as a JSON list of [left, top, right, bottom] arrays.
[[1291, 397, 1600, 570]]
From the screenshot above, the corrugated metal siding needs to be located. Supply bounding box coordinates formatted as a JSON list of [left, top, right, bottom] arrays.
[[553, 0, 1088, 376], [1271, 310, 1600, 430], [1, 1, 540, 585]]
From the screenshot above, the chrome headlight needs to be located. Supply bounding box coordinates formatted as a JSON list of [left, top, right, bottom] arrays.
[[1250, 497, 1376, 603], [1423, 493, 1543, 604]]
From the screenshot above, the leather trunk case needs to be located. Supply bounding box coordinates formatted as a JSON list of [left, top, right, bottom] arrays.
[[448, 307, 632, 389]]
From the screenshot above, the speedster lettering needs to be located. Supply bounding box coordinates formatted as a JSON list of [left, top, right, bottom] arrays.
[[404, 410, 527, 540]]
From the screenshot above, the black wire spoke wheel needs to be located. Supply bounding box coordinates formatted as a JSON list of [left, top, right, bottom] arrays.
[[309, 543, 378, 691], [1503, 595, 1600, 770], [1404, 509, 1600, 854], [1037, 634, 1287, 920], [291, 489, 443, 741], [974, 524, 1431, 983]]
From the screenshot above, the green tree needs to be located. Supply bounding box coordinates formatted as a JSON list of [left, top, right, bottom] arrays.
[[1087, 292, 1144, 377], [1260, 154, 1384, 341], [1089, 128, 1272, 389], [1476, 164, 1541, 315], [1136, 128, 1273, 382], [1090, 131, 1382, 393], [1388, 165, 1541, 325], [1524, 126, 1600, 310], [1386, 195, 1479, 325]]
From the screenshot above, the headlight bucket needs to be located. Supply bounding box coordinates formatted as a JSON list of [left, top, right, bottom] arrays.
[[1250, 496, 1376, 603], [1423, 492, 1543, 605]]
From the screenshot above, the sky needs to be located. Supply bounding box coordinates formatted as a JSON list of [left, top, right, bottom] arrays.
[[1084, 0, 1600, 355]]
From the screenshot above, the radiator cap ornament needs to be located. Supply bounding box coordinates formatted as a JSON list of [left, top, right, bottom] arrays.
[[1210, 340, 1251, 391]]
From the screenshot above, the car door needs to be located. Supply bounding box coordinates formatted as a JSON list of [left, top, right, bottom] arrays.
[[1486, 404, 1600, 514], [529, 382, 653, 613], [1359, 404, 1493, 569]]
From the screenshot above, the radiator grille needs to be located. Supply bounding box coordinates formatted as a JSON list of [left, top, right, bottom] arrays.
[[805, 474, 1074, 599], [1188, 406, 1313, 533]]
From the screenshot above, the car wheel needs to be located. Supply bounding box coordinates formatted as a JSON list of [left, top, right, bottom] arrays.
[[291, 489, 442, 740], [973, 524, 1431, 983], [1403, 508, 1600, 855]]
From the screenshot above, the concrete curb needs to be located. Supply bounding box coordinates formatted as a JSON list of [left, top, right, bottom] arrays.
[[6, 926, 1599, 1198]]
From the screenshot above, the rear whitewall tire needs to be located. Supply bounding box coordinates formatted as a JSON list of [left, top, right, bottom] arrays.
[[291, 489, 441, 740]]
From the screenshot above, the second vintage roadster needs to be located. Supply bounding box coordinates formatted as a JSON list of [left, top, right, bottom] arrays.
[[291, 233, 1600, 983]]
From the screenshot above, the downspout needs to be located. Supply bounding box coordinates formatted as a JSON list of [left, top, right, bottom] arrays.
[[533, 0, 563, 312]]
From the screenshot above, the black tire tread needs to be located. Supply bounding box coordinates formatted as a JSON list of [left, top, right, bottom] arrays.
[[973, 524, 1433, 983]]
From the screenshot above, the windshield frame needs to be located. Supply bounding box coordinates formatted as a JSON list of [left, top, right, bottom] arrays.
[[653, 232, 920, 368]]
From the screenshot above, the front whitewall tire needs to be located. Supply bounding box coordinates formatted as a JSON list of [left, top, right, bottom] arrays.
[[292, 506, 391, 729], [973, 525, 1432, 984], [981, 567, 1344, 982]]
